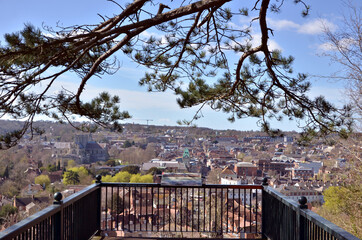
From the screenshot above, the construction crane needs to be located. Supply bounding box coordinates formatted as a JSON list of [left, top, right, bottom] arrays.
[[133, 119, 153, 125]]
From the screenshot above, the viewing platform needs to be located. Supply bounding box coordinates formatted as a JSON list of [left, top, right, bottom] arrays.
[[0, 176, 358, 240]]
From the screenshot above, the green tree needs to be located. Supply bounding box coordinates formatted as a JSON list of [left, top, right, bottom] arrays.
[[112, 171, 132, 183], [105, 159, 116, 167], [147, 167, 163, 175], [67, 160, 76, 168], [67, 166, 90, 184], [123, 140, 133, 148], [101, 174, 114, 182], [47, 164, 57, 172], [34, 175, 51, 188], [0, 0, 352, 149], [2, 165, 9, 178], [63, 170, 80, 185], [0, 204, 17, 224], [121, 165, 140, 175], [129, 174, 153, 183], [320, 185, 362, 238]]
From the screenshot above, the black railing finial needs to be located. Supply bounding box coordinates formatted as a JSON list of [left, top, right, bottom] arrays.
[[95, 174, 102, 184], [262, 177, 268, 186], [53, 192, 63, 205], [298, 196, 308, 209]]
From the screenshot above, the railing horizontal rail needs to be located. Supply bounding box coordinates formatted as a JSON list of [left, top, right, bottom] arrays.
[[61, 183, 100, 207], [101, 182, 263, 189]]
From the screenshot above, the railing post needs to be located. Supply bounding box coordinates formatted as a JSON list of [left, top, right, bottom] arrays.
[[52, 192, 63, 240], [297, 196, 308, 240], [261, 178, 268, 239], [95, 175, 102, 233]]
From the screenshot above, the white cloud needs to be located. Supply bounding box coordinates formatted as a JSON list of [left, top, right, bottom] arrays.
[[268, 18, 337, 35], [308, 85, 344, 105], [50, 80, 179, 111], [140, 30, 169, 45], [250, 33, 282, 51], [268, 19, 300, 31], [298, 19, 336, 35], [317, 42, 336, 52], [317, 37, 356, 53]]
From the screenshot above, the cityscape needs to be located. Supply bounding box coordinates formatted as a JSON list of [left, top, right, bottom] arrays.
[[0, 120, 360, 239], [0, 0, 361, 239]]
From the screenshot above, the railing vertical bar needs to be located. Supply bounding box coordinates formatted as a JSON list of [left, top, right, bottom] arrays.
[[238, 187, 241, 235], [192, 187, 194, 232], [111, 186, 114, 232], [146, 186, 148, 232], [43, 219, 46, 240], [157, 186, 160, 232], [140, 186, 143, 231], [151, 186, 153, 232], [317, 224, 320, 240], [256, 189, 258, 234], [232, 187, 235, 233], [215, 188, 217, 233], [180, 187, 183, 232], [186, 187, 189, 232], [283, 202, 290, 239], [39, 222, 41, 239], [38, 221, 42, 240], [221, 188, 223, 235], [198, 187, 200, 232], [128, 186, 131, 231], [249, 188, 252, 233], [203, 187, 206, 232], [226, 187, 229, 233], [163, 186, 166, 232], [122, 186, 125, 231], [209, 188, 212, 232], [169, 187, 171, 232], [174, 186, 177, 232], [116, 186, 119, 231], [48, 217, 52, 239], [105, 186, 108, 231], [49, 216, 52, 239], [243, 188, 246, 234], [70, 203, 73, 240], [134, 186, 136, 232], [31, 220, 35, 239]]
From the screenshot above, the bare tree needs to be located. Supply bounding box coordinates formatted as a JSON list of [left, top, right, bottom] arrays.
[[321, 1, 361, 129], [316, 4, 362, 236]]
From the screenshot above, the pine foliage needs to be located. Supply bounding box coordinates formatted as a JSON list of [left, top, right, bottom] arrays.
[[0, 0, 354, 148]]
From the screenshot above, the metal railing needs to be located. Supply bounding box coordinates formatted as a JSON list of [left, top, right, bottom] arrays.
[[0, 177, 359, 240], [262, 183, 360, 240], [0, 184, 101, 240], [100, 182, 263, 239]]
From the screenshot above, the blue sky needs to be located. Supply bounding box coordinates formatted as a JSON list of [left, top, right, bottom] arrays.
[[0, 0, 359, 131]]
